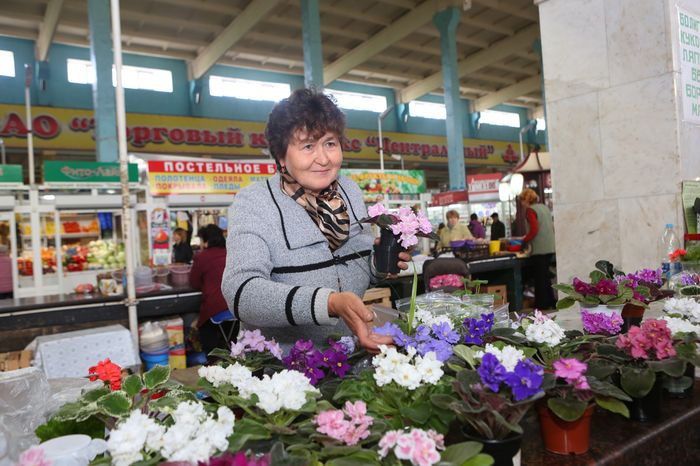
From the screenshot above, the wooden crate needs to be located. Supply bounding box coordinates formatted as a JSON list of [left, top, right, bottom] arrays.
[[484, 285, 507, 306], [0, 350, 32, 372], [362, 287, 392, 307]]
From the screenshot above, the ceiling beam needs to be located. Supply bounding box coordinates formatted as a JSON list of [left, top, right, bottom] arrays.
[[36, 0, 64, 61], [324, 0, 440, 84], [471, 74, 540, 112], [473, 0, 539, 21], [398, 23, 538, 103], [189, 0, 280, 80]]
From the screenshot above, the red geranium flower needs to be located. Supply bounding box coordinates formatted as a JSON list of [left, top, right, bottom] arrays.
[[88, 358, 122, 390]]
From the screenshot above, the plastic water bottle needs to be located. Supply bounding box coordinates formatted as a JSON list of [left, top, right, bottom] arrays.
[[660, 224, 680, 281]]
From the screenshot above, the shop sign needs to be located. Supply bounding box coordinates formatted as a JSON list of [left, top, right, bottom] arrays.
[[44, 161, 139, 183], [430, 190, 469, 206], [467, 173, 502, 202], [678, 7, 700, 124], [340, 169, 426, 195], [0, 104, 533, 167], [147, 160, 276, 196], [0, 164, 23, 183]]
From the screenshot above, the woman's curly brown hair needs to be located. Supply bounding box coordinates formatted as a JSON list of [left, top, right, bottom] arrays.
[[265, 88, 346, 166]]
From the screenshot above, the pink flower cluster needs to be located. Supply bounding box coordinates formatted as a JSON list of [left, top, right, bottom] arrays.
[[230, 329, 282, 360], [428, 274, 464, 290], [616, 319, 676, 360], [315, 400, 374, 446], [17, 447, 51, 466], [553, 357, 590, 390], [378, 428, 445, 466], [368, 203, 432, 248], [580, 310, 623, 335]]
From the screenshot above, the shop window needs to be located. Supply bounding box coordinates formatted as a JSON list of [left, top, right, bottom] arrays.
[[480, 110, 520, 128], [409, 101, 446, 120], [325, 89, 387, 113], [536, 117, 546, 131], [0, 50, 15, 77], [66, 58, 173, 92], [208, 76, 291, 102]]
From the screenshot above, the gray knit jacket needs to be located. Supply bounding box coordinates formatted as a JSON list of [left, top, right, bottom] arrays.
[[221, 173, 375, 348]]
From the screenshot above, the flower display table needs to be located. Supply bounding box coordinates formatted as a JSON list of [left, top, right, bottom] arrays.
[[522, 381, 700, 465]]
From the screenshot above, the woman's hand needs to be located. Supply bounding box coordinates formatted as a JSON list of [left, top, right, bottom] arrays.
[[328, 292, 394, 352], [373, 238, 412, 279]]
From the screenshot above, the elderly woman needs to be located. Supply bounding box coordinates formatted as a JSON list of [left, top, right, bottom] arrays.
[[222, 89, 406, 350]]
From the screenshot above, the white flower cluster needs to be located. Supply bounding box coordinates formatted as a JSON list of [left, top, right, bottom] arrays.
[[199, 363, 319, 414], [474, 343, 525, 372], [413, 309, 454, 329], [525, 319, 566, 346], [106, 401, 234, 466], [372, 345, 444, 390], [664, 297, 700, 323], [662, 316, 700, 336]]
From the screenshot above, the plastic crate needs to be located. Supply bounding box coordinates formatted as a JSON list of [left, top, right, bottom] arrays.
[[453, 243, 489, 261]]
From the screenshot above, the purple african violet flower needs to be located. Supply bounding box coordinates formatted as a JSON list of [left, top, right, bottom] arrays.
[[374, 322, 403, 338], [322, 349, 351, 378], [414, 325, 432, 342], [580, 310, 623, 336], [478, 353, 507, 392], [200, 451, 270, 466], [431, 322, 460, 344], [680, 272, 700, 286], [632, 268, 663, 287], [418, 338, 453, 362], [594, 279, 619, 296], [505, 359, 544, 401], [463, 313, 495, 346]]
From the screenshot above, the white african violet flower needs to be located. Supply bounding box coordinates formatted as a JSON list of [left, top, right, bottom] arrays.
[[473, 343, 525, 372], [414, 309, 454, 330], [525, 319, 566, 346], [237, 369, 319, 414], [662, 316, 700, 336], [198, 363, 252, 388], [372, 345, 444, 390], [664, 298, 700, 322], [159, 402, 235, 463], [107, 410, 164, 466]]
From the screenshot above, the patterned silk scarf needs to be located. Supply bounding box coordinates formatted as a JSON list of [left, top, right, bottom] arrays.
[[280, 169, 350, 251]]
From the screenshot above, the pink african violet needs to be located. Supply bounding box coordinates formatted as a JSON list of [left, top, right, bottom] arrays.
[[18, 447, 51, 466], [616, 319, 676, 360], [553, 358, 587, 381], [378, 428, 445, 466], [230, 329, 282, 360], [315, 400, 373, 446], [429, 274, 463, 290], [368, 203, 389, 218]]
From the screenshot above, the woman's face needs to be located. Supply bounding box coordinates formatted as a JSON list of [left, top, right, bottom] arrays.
[[447, 216, 459, 227], [281, 129, 343, 194]]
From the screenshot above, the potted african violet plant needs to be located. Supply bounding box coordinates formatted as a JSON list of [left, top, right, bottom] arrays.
[[433, 344, 544, 466], [361, 203, 437, 274]]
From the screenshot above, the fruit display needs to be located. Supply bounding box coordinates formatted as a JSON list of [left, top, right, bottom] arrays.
[[17, 248, 57, 276], [74, 283, 95, 294], [86, 240, 126, 271], [63, 244, 88, 272]]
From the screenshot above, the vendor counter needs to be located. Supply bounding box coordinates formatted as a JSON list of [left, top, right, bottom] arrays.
[[0, 286, 201, 352]]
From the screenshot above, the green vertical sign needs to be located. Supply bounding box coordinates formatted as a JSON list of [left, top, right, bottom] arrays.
[[0, 165, 23, 183], [44, 161, 138, 183]]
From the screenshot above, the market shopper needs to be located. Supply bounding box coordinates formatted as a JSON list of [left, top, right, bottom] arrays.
[[520, 188, 556, 310], [190, 224, 234, 354], [490, 213, 506, 241], [436, 210, 474, 250], [172, 227, 193, 264], [222, 89, 407, 351], [469, 213, 486, 239]]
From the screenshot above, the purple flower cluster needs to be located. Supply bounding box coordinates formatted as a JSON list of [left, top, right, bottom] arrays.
[[680, 272, 700, 286], [374, 322, 459, 362], [629, 268, 663, 287], [282, 339, 350, 385], [477, 353, 544, 401], [463, 313, 495, 345], [580, 310, 623, 336]]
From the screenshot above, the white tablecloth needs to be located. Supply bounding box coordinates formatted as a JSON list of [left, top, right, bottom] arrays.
[[29, 325, 139, 379]]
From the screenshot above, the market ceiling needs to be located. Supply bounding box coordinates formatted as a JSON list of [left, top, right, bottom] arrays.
[[0, 0, 543, 114]]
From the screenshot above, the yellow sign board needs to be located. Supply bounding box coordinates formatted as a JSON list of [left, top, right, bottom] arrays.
[[0, 104, 525, 166]]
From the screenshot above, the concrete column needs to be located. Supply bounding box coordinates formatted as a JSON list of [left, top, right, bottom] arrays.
[[300, 0, 324, 89], [434, 6, 466, 190], [536, 0, 700, 283], [87, 0, 117, 162]]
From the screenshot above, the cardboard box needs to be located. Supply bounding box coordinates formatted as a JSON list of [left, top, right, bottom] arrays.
[[484, 285, 507, 306], [0, 350, 32, 372]]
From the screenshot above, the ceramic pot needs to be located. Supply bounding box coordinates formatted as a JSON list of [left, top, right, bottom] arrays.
[[461, 429, 522, 466], [537, 403, 594, 455], [374, 227, 402, 274]]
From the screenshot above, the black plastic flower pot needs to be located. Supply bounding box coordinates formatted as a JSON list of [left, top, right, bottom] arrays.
[[664, 364, 696, 398], [374, 227, 403, 274], [461, 429, 523, 466], [628, 376, 664, 422]]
